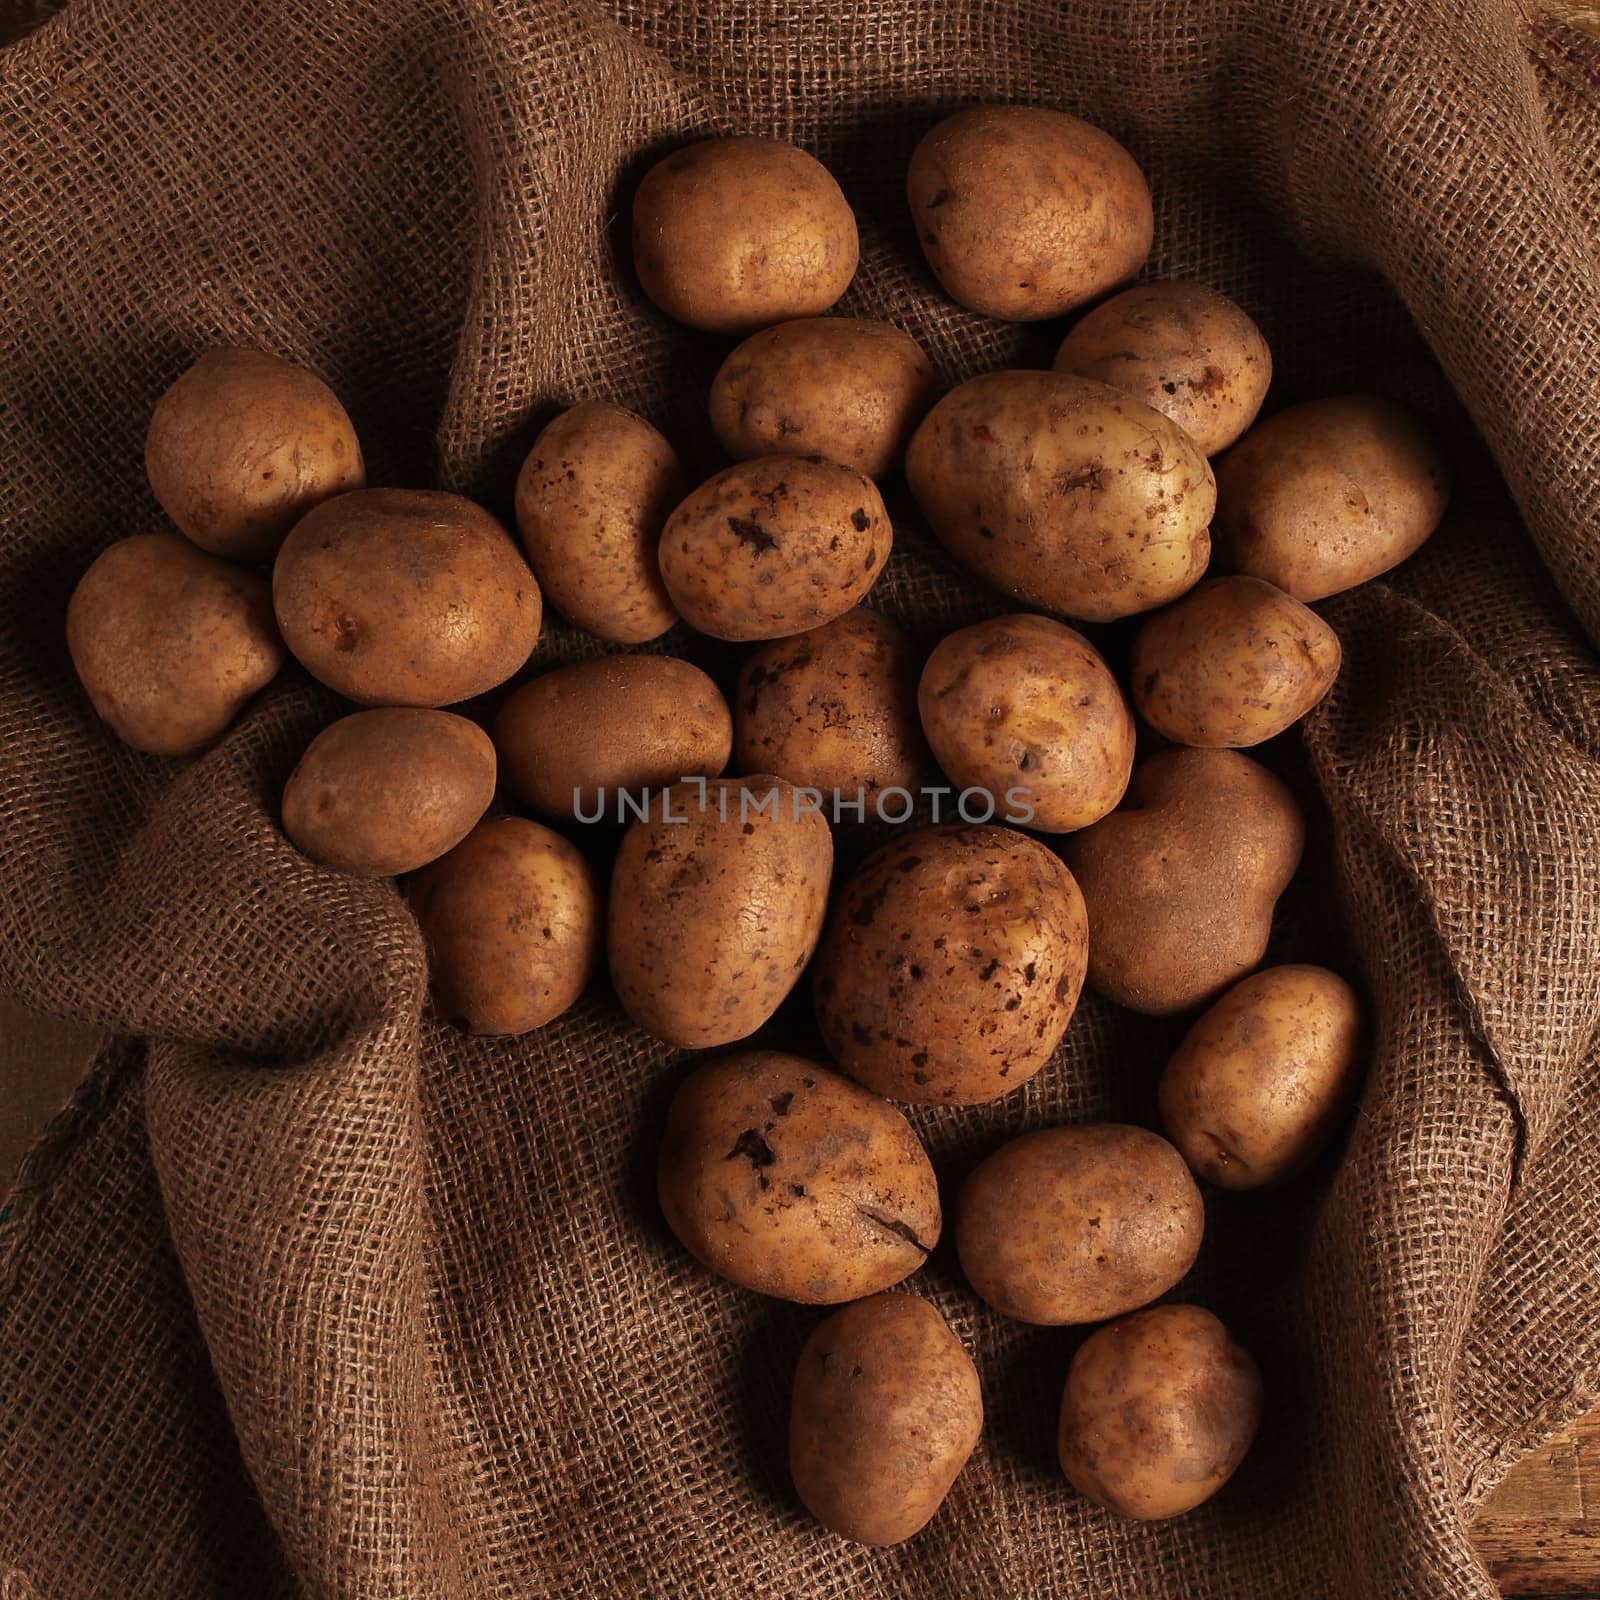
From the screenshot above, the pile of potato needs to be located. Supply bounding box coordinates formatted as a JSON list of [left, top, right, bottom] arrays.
[[65, 103, 1448, 1544]]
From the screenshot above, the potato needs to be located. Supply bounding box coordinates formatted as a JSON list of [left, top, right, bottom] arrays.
[[1052, 282, 1272, 456], [273, 488, 540, 707], [813, 825, 1087, 1105], [281, 708, 495, 877], [658, 456, 891, 641], [1130, 576, 1342, 748], [919, 613, 1134, 832], [609, 776, 832, 1047], [1058, 1304, 1263, 1519], [66, 533, 284, 756], [1160, 964, 1366, 1188], [632, 137, 858, 335], [905, 371, 1214, 623], [1213, 394, 1451, 601], [956, 1125, 1201, 1326], [708, 318, 938, 479], [1059, 749, 1304, 1015], [407, 816, 599, 1035], [791, 1293, 982, 1545], [657, 1052, 939, 1303], [144, 347, 364, 562], [512, 402, 681, 644], [495, 655, 731, 822]]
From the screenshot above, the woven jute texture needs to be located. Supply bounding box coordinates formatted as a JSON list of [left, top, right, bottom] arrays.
[[4, 1, 1600, 1596]]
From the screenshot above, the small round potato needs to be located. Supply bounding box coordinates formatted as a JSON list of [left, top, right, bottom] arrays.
[[658, 1052, 939, 1303], [709, 319, 938, 479], [632, 137, 859, 335], [791, 1293, 982, 1545], [956, 1125, 1203, 1325], [1213, 394, 1451, 601], [145, 347, 365, 561], [407, 816, 600, 1036], [1053, 282, 1272, 455], [1160, 964, 1366, 1188], [273, 489, 541, 707], [66, 533, 284, 756], [1059, 1304, 1263, 1520], [658, 456, 891, 641], [813, 825, 1088, 1105], [905, 371, 1214, 623], [1131, 576, 1342, 748], [919, 614, 1135, 832], [513, 402, 682, 644]]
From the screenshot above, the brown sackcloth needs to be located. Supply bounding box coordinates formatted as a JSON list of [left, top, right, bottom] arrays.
[[4, 1, 1600, 1595]]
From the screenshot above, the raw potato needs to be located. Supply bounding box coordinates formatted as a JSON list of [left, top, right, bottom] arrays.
[[273, 488, 541, 707], [1160, 964, 1366, 1188], [513, 401, 682, 644], [1213, 394, 1451, 601], [919, 613, 1135, 832], [1052, 281, 1272, 456], [905, 371, 1214, 623], [609, 776, 832, 1048], [790, 1293, 982, 1545], [632, 137, 858, 335], [1131, 576, 1342, 748], [1058, 1304, 1263, 1519], [658, 456, 891, 641], [709, 318, 938, 479], [657, 1053, 939, 1303], [907, 105, 1153, 321], [813, 825, 1088, 1105], [407, 816, 600, 1035], [1060, 749, 1305, 1015], [66, 533, 284, 756], [145, 347, 364, 561]]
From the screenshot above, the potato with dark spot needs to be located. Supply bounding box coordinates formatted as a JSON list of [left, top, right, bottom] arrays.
[[812, 825, 1087, 1105], [1058, 1304, 1263, 1519], [658, 1052, 939, 1303], [791, 1293, 982, 1544], [658, 456, 891, 641]]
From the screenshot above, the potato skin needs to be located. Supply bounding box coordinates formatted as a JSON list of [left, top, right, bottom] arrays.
[[657, 1053, 939, 1304], [513, 402, 682, 644], [609, 776, 833, 1048], [659, 456, 891, 641], [907, 105, 1152, 321], [632, 137, 858, 335], [709, 318, 938, 480], [1053, 282, 1272, 455], [1058, 1304, 1263, 1519], [1214, 394, 1451, 601], [145, 347, 365, 562], [791, 1293, 982, 1545], [905, 371, 1214, 623], [1131, 576, 1342, 748], [282, 708, 495, 877], [1059, 749, 1305, 1016], [813, 825, 1087, 1105], [919, 613, 1134, 832], [1160, 964, 1366, 1188], [66, 533, 284, 756], [273, 488, 541, 707]]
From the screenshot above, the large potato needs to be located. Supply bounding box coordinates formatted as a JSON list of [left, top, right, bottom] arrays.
[[791, 1293, 982, 1545], [907, 105, 1152, 321], [905, 371, 1214, 623], [66, 533, 284, 756], [956, 1125, 1202, 1325], [657, 1052, 939, 1303], [813, 825, 1087, 1105]]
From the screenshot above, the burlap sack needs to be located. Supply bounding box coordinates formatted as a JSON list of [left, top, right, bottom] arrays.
[[4, 1, 1600, 1595]]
